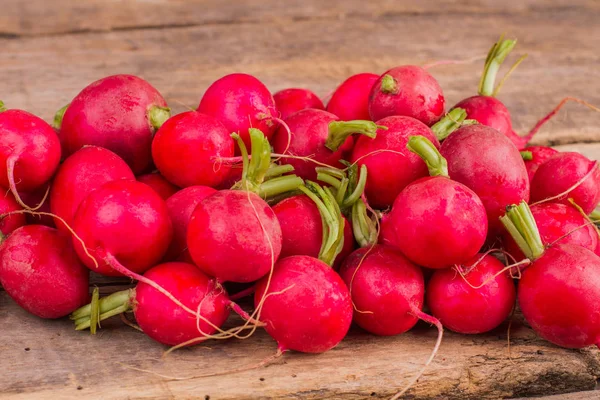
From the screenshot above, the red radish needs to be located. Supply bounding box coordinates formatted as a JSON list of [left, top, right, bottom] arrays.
[[0, 225, 89, 318], [188, 128, 302, 283], [58, 74, 170, 174], [368, 65, 445, 126], [72, 180, 173, 277], [378, 212, 397, 246], [440, 124, 529, 234], [503, 203, 598, 261], [521, 146, 558, 182], [50, 146, 135, 231], [0, 189, 25, 235], [137, 172, 179, 200], [254, 255, 353, 353], [197, 73, 278, 151], [530, 152, 600, 215], [327, 73, 379, 121], [272, 194, 353, 266], [21, 184, 55, 227], [339, 245, 424, 335], [350, 116, 440, 209], [273, 88, 324, 119], [427, 253, 516, 334], [502, 202, 600, 349], [0, 106, 61, 207], [152, 111, 234, 188], [453, 37, 529, 148], [165, 185, 217, 262], [271, 109, 380, 180], [71, 262, 230, 346], [388, 136, 488, 269]]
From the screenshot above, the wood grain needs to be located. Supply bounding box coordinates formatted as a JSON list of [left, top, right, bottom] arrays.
[[1, 292, 599, 400]]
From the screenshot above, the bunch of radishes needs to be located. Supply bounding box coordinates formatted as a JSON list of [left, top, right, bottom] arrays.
[[1, 35, 600, 381]]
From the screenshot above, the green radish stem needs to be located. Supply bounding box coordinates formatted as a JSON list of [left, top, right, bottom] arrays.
[[258, 176, 304, 199], [352, 199, 378, 247], [380, 74, 399, 94], [264, 164, 294, 180], [148, 105, 171, 131], [520, 151, 533, 161], [0, 100, 6, 113], [500, 201, 545, 261], [431, 108, 468, 141], [590, 208, 600, 222], [53, 103, 69, 129], [71, 289, 134, 331], [407, 136, 449, 177], [478, 34, 525, 97], [326, 120, 384, 152]]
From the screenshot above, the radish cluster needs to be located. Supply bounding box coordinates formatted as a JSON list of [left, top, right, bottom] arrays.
[[1, 34, 600, 396]]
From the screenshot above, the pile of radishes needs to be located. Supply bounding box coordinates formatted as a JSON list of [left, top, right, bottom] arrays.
[[1, 35, 600, 388]]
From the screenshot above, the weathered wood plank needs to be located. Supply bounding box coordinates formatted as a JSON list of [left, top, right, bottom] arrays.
[[1, 0, 598, 37], [1, 292, 599, 400]]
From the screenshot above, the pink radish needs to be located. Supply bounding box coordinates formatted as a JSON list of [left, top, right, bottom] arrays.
[[254, 255, 353, 353], [188, 128, 302, 283], [152, 111, 234, 188], [388, 136, 488, 269], [327, 73, 379, 121], [521, 146, 558, 182], [0, 105, 61, 207], [440, 124, 529, 234], [502, 202, 600, 348], [350, 116, 440, 209], [503, 202, 598, 261], [72, 180, 173, 276], [71, 262, 230, 346], [273, 88, 324, 119], [427, 253, 516, 334], [50, 146, 135, 231], [453, 36, 529, 148], [165, 185, 217, 262], [57, 74, 170, 174], [530, 152, 600, 215], [197, 73, 278, 152], [0, 225, 89, 318], [339, 245, 424, 335], [271, 108, 381, 180], [368, 66, 445, 126], [0, 190, 26, 235], [137, 172, 179, 200]]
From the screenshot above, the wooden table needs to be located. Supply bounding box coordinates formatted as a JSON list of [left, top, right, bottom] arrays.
[[2, 0, 600, 398]]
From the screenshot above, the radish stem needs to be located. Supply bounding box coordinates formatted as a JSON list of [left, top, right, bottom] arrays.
[[407, 136, 449, 177], [326, 120, 382, 152]]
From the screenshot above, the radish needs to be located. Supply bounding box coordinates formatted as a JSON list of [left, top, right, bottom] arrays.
[[72, 179, 173, 277], [187, 128, 302, 283], [368, 66, 445, 126], [521, 146, 558, 182], [426, 253, 516, 334], [503, 202, 598, 261], [272, 194, 353, 267], [501, 201, 600, 349], [152, 111, 234, 188], [378, 212, 397, 246], [0, 190, 26, 235], [273, 88, 324, 119], [0, 105, 61, 208], [350, 115, 440, 209], [137, 172, 179, 200], [0, 225, 89, 318], [271, 108, 381, 180], [50, 146, 135, 231], [254, 255, 353, 353], [530, 152, 600, 215], [440, 124, 529, 234], [165, 185, 217, 262], [387, 136, 488, 269], [326, 73, 379, 121], [21, 184, 55, 227], [339, 245, 424, 335], [197, 73, 278, 151], [453, 36, 529, 148], [57, 74, 170, 174], [71, 262, 230, 346]]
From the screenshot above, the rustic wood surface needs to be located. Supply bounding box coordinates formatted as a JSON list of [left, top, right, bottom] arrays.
[[1, 0, 600, 399]]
